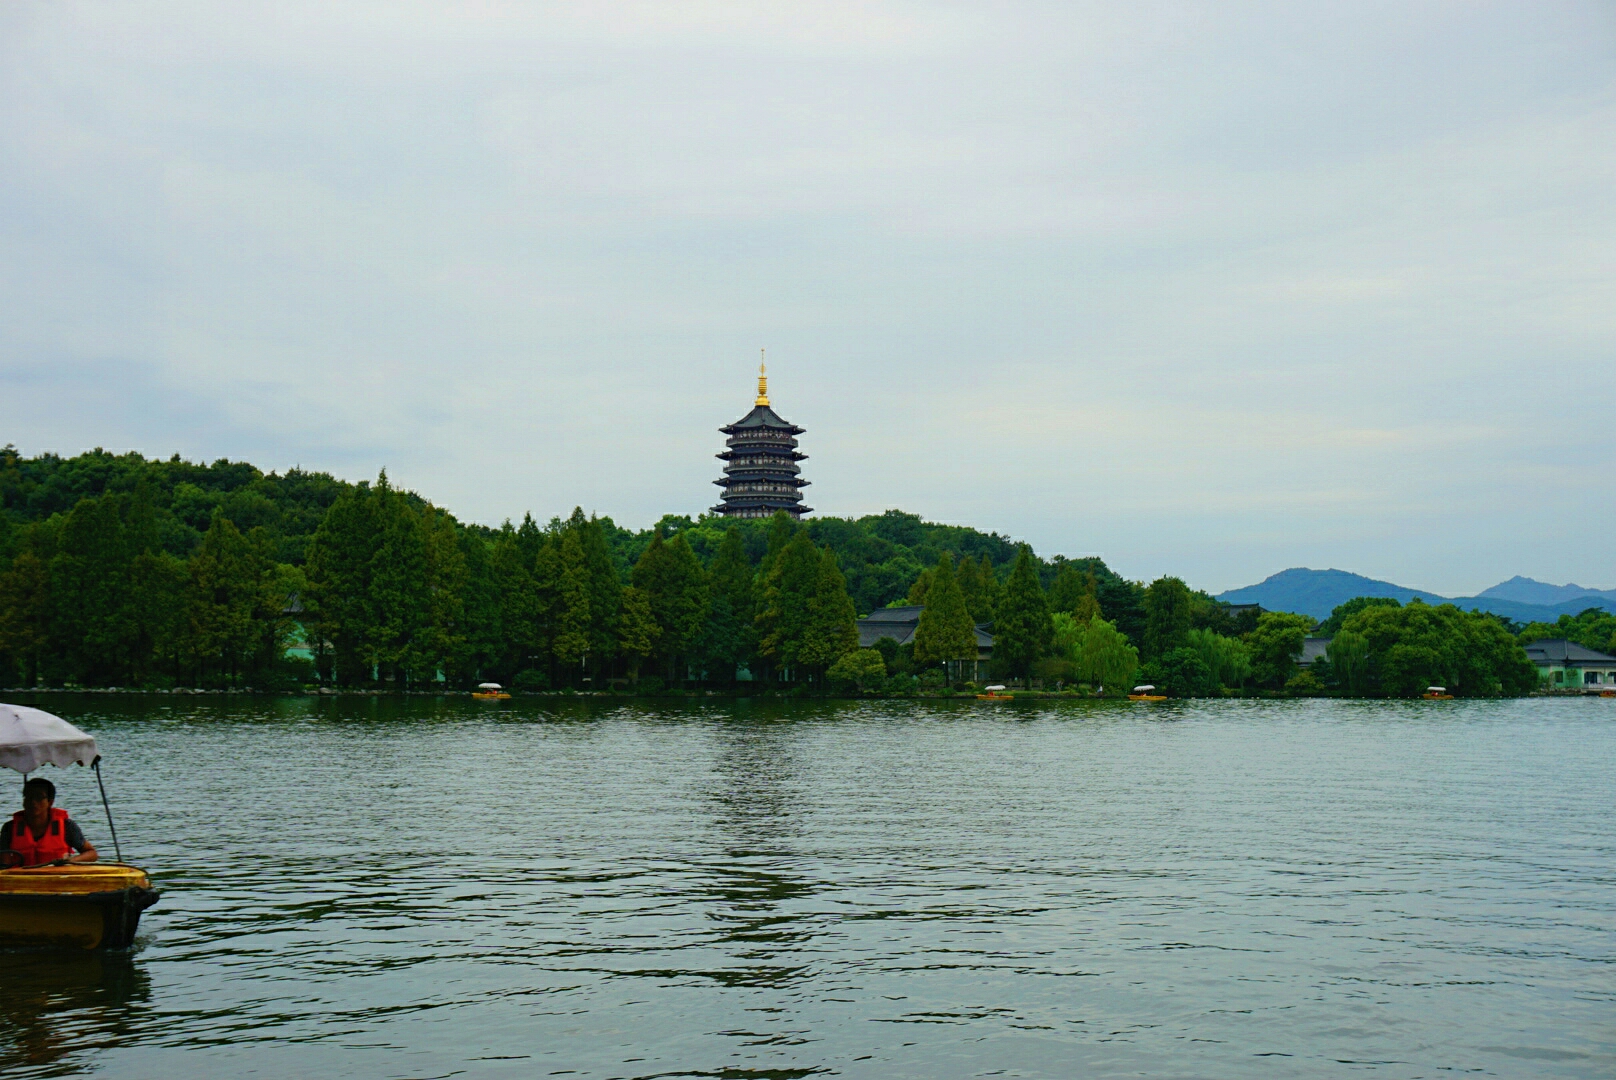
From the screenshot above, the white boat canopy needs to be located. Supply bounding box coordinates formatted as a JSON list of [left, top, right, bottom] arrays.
[[0, 703, 99, 773], [477, 683, 503, 690], [1427, 686, 1446, 693], [1132, 685, 1156, 693], [984, 685, 1007, 692]]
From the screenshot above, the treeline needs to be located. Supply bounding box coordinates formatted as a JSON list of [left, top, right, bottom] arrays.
[[0, 447, 1542, 697]]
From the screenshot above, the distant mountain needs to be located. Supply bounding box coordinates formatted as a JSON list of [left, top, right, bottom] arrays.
[[1476, 575, 1616, 606], [1217, 568, 1616, 623]]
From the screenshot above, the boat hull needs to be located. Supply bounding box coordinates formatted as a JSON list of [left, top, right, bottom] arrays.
[[0, 865, 159, 950]]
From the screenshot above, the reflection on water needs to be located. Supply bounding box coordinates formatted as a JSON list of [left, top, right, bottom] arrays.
[[0, 952, 149, 1076], [0, 694, 1612, 1079]]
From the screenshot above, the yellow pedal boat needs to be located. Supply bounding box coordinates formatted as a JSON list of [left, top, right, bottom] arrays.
[[1, 702, 159, 949], [1128, 684, 1168, 702], [0, 863, 159, 949], [472, 682, 512, 700]]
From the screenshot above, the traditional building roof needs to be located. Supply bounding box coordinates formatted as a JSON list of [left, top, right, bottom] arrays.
[[856, 606, 994, 655], [1523, 638, 1616, 665]]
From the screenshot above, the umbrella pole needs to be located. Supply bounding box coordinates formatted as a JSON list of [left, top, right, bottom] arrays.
[[92, 758, 123, 863]]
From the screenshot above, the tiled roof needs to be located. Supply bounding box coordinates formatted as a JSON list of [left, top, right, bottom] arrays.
[[1524, 638, 1616, 664], [720, 405, 803, 433]]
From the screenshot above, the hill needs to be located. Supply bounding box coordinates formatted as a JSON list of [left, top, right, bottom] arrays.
[[1218, 568, 1616, 622]]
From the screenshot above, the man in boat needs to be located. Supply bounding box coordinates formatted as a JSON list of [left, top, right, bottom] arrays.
[[1, 778, 98, 867]]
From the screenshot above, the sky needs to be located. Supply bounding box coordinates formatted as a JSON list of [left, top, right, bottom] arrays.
[[2, 2, 1613, 596]]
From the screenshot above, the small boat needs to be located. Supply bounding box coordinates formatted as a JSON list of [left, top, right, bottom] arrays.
[[0, 704, 159, 949], [1128, 684, 1167, 702], [472, 682, 511, 700], [976, 684, 1014, 701], [1422, 686, 1454, 700]]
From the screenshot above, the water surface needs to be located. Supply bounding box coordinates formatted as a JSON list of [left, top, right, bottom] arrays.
[[1, 695, 1611, 1078]]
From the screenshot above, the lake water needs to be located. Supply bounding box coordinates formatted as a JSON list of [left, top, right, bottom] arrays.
[[0, 695, 1611, 1079]]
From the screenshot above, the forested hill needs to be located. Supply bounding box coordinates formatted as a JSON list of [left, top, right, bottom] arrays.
[[0, 445, 1129, 613], [0, 446, 1169, 689]]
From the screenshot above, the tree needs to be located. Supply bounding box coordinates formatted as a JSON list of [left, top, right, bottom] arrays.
[[1075, 617, 1139, 693], [913, 554, 977, 672], [305, 483, 379, 685], [1326, 629, 1370, 695], [1248, 612, 1316, 689], [800, 546, 859, 674], [1318, 596, 1402, 636], [616, 585, 660, 682], [992, 546, 1053, 682], [1185, 627, 1252, 691], [1143, 576, 1193, 659], [827, 648, 886, 693], [0, 550, 50, 685], [551, 527, 592, 674], [756, 532, 820, 677], [186, 512, 266, 684], [697, 527, 756, 682], [632, 531, 710, 682], [1340, 601, 1537, 697], [956, 554, 998, 624], [1149, 646, 1215, 697]]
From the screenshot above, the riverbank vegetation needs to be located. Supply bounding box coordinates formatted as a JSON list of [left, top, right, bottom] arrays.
[[0, 447, 1544, 698]]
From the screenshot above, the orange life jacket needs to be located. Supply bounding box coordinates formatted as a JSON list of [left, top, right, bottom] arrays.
[[8, 807, 73, 866]]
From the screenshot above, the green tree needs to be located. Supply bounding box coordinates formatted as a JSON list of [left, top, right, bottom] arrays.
[[1248, 612, 1316, 689], [992, 546, 1053, 682], [1185, 627, 1252, 691], [827, 648, 886, 693], [1341, 601, 1537, 697], [1075, 617, 1139, 693], [617, 585, 660, 682], [697, 527, 757, 682], [0, 550, 50, 685], [912, 553, 977, 673], [800, 546, 859, 675], [632, 531, 710, 682], [1318, 596, 1401, 636], [756, 532, 820, 677], [552, 527, 592, 674], [304, 483, 378, 685], [186, 513, 267, 683], [1143, 576, 1193, 659], [1326, 629, 1371, 695], [1149, 646, 1216, 697]]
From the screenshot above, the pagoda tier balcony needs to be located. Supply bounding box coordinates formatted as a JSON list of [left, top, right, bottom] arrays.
[[713, 481, 809, 495], [711, 504, 813, 518], [716, 449, 807, 462], [720, 462, 802, 477]]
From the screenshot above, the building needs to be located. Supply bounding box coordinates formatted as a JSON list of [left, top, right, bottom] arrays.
[[857, 605, 994, 680], [1298, 636, 1331, 666], [1523, 638, 1616, 690], [711, 362, 812, 520]]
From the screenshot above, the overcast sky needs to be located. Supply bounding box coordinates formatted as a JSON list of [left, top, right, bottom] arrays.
[[2, 2, 1613, 595]]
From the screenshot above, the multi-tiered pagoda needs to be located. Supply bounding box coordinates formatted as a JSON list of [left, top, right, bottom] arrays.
[[711, 362, 812, 520]]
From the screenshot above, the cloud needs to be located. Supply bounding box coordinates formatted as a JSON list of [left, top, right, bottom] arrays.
[[1, 0, 1613, 594]]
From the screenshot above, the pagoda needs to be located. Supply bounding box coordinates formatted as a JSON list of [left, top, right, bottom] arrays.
[[711, 360, 812, 519]]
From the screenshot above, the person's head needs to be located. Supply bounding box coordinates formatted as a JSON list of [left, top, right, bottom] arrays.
[[22, 778, 54, 821]]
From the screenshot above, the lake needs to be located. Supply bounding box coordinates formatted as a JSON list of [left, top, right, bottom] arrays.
[[0, 695, 1612, 1079]]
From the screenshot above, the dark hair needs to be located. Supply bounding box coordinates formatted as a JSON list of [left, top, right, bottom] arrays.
[[22, 778, 55, 802]]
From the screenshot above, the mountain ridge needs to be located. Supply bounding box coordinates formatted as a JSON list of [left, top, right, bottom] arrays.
[[1217, 568, 1616, 623]]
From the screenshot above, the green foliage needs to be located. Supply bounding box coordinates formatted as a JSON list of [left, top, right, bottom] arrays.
[[1248, 612, 1316, 689], [1143, 646, 1215, 697], [1325, 629, 1371, 695], [1318, 596, 1402, 636], [632, 531, 710, 680], [913, 554, 977, 666], [1143, 576, 1194, 660], [992, 547, 1053, 681], [1339, 601, 1538, 697], [616, 585, 660, 679], [827, 648, 886, 692], [1517, 608, 1616, 654], [695, 527, 756, 682], [1074, 617, 1139, 692], [1185, 627, 1252, 691], [1285, 670, 1326, 695]]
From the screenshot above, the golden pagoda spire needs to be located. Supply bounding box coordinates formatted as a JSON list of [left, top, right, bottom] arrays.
[[755, 349, 770, 406]]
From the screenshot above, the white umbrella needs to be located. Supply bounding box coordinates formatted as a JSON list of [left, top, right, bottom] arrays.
[[0, 703, 99, 773], [0, 703, 122, 861]]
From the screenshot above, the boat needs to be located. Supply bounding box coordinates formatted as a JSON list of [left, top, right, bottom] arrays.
[[976, 684, 1014, 701], [472, 682, 511, 700], [1128, 684, 1167, 702], [1422, 686, 1454, 700], [0, 703, 159, 949]]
